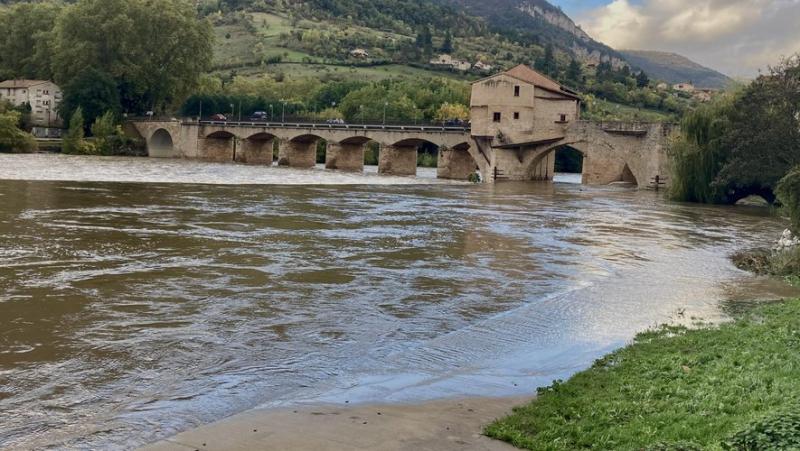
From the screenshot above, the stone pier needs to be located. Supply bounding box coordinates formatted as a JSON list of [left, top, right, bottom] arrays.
[[378, 145, 417, 176], [278, 140, 317, 168], [237, 137, 274, 165], [325, 142, 364, 172], [437, 147, 477, 180], [198, 135, 235, 162]]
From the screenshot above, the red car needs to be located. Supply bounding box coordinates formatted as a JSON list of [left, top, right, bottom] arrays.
[[210, 114, 227, 121]]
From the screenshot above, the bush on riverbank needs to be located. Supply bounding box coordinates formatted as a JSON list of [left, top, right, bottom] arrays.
[[485, 299, 800, 450], [733, 247, 800, 285], [0, 109, 38, 153], [777, 166, 800, 234]]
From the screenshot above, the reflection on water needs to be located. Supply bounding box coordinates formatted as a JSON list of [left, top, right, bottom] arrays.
[[0, 155, 797, 449]]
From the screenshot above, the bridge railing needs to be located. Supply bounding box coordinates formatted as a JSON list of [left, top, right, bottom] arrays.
[[192, 115, 472, 132]]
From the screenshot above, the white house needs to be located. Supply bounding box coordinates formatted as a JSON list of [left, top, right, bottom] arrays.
[[672, 82, 695, 92], [430, 54, 472, 71], [349, 48, 369, 59], [0, 79, 63, 127], [474, 60, 494, 71]]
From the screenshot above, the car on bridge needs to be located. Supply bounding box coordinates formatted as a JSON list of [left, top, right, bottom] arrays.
[[326, 118, 345, 124], [250, 111, 268, 121], [210, 114, 227, 121], [442, 118, 465, 126]]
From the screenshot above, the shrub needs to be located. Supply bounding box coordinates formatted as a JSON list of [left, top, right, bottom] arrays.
[[643, 441, 702, 451], [776, 166, 800, 234], [725, 407, 800, 450]]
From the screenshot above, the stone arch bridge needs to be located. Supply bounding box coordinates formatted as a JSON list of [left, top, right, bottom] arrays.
[[128, 120, 674, 187]]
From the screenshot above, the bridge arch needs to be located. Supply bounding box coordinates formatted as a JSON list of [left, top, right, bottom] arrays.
[[530, 137, 644, 187], [149, 128, 175, 158], [206, 130, 237, 139]]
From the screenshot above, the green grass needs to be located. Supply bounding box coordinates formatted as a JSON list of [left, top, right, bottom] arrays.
[[213, 23, 261, 68], [486, 298, 800, 450]]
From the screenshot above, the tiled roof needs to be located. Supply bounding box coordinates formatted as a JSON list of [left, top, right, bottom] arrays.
[[505, 65, 563, 92], [0, 79, 51, 89]]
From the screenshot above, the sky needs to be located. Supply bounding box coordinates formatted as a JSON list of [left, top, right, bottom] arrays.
[[547, 0, 800, 78]]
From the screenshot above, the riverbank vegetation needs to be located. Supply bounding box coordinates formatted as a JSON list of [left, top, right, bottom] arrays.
[[667, 55, 800, 206], [486, 298, 800, 450], [0, 103, 37, 153]]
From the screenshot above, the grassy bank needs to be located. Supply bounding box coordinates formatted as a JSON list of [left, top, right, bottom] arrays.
[[486, 298, 800, 450]]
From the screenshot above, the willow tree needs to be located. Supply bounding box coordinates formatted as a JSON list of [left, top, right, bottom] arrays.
[[50, 0, 215, 113], [666, 89, 738, 204]]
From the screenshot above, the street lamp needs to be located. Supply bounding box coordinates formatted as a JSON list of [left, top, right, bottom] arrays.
[[359, 104, 363, 123], [230, 103, 234, 117], [270, 104, 274, 122], [383, 101, 388, 125], [413, 105, 417, 125], [281, 102, 285, 123]]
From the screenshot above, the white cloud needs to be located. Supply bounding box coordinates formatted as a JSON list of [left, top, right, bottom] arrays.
[[575, 0, 800, 77]]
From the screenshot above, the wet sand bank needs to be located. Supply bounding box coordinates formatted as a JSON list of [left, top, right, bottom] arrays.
[[138, 396, 528, 451]]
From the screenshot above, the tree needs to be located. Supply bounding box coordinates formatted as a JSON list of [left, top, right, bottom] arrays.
[[777, 167, 800, 234], [59, 67, 121, 129], [434, 103, 469, 121], [635, 71, 650, 88], [566, 60, 582, 86], [716, 55, 800, 203], [668, 54, 800, 204], [50, 0, 215, 113], [90, 111, 116, 155], [536, 44, 556, 76], [62, 107, 87, 155], [0, 108, 37, 154], [0, 2, 62, 80], [441, 31, 453, 54]]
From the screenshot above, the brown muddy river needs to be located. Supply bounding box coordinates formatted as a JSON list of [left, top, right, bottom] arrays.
[[1, 154, 797, 449]]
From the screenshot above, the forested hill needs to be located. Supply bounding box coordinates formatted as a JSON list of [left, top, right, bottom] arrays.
[[296, 0, 623, 66], [620, 50, 732, 89], [436, 0, 625, 66]]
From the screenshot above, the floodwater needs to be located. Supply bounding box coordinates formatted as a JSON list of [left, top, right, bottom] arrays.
[[1, 154, 797, 449]]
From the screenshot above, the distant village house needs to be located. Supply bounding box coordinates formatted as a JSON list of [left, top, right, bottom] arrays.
[[349, 48, 369, 59], [693, 88, 718, 102], [0, 79, 63, 133], [672, 82, 695, 92], [430, 54, 472, 71], [473, 60, 494, 71]]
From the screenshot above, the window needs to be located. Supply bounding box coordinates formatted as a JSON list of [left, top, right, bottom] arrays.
[[513, 112, 520, 120], [556, 114, 568, 123], [493, 112, 501, 122], [514, 86, 520, 97]]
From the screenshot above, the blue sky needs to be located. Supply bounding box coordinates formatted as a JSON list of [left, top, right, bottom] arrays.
[[540, 0, 800, 78]]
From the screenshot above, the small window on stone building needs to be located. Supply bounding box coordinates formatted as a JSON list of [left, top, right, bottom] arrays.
[[493, 112, 501, 122], [514, 86, 520, 97], [514, 112, 520, 119], [557, 114, 567, 123]]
